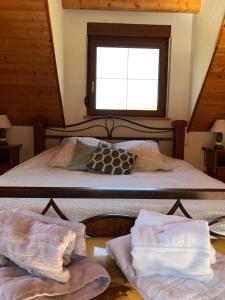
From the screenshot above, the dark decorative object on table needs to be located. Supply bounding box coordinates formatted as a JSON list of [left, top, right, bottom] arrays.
[[211, 119, 225, 149]]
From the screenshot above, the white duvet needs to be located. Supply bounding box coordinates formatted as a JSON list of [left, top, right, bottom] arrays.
[[0, 146, 225, 224]]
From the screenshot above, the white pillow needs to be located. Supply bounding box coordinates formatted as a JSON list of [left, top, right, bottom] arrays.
[[49, 141, 75, 168], [115, 140, 160, 153], [115, 140, 172, 172], [49, 137, 109, 168], [61, 137, 106, 147]]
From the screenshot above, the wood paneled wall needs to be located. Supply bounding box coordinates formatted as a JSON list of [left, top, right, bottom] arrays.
[[62, 0, 201, 13], [0, 0, 64, 126], [188, 19, 225, 132]]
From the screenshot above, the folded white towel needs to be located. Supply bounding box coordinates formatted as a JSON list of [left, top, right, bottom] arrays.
[[131, 210, 215, 278], [107, 235, 225, 300], [134, 210, 216, 264]]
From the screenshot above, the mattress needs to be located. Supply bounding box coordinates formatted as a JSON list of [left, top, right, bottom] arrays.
[[0, 146, 225, 224]]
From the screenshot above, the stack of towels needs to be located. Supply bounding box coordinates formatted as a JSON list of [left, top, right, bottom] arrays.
[[131, 209, 215, 279], [0, 209, 110, 300], [107, 209, 225, 300]]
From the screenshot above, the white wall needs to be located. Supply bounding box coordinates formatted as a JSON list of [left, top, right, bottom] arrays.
[[48, 0, 64, 101], [185, 0, 225, 170], [7, 126, 33, 163]]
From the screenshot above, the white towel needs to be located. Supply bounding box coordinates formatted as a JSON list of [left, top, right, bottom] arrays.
[[0, 210, 77, 283], [107, 235, 225, 300], [0, 210, 111, 300], [0, 257, 111, 300], [15, 209, 86, 258], [131, 210, 215, 278]]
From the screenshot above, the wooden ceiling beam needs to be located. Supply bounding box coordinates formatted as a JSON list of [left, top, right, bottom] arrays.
[[62, 0, 201, 13]]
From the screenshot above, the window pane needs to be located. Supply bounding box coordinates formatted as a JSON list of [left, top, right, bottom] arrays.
[[95, 46, 161, 111], [128, 48, 159, 80], [96, 79, 127, 109], [97, 47, 128, 79], [127, 80, 158, 110]]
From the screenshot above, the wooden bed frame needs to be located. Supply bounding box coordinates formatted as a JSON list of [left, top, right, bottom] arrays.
[[32, 115, 187, 159], [1, 186, 225, 238], [0, 115, 225, 237]]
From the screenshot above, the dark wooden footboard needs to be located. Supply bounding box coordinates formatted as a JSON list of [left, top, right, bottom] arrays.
[[0, 186, 225, 237]]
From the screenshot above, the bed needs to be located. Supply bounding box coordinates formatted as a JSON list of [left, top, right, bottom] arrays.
[[0, 116, 225, 233]]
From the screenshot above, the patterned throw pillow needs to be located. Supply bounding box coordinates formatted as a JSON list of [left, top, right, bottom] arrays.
[[86, 143, 137, 175]]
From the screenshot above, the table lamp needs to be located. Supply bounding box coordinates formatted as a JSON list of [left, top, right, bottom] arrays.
[[210, 119, 225, 149], [0, 115, 12, 145]]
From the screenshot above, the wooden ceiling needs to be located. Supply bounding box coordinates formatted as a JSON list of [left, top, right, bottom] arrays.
[[0, 0, 64, 126], [62, 0, 201, 13], [188, 19, 225, 132]]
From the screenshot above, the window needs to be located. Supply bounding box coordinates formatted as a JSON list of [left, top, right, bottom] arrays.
[[86, 23, 171, 117]]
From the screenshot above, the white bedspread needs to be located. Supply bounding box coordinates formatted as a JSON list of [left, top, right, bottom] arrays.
[[0, 147, 225, 223]]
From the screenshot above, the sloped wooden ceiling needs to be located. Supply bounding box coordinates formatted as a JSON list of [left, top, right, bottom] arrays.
[[0, 0, 64, 126], [62, 0, 201, 13], [188, 19, 225, 132]]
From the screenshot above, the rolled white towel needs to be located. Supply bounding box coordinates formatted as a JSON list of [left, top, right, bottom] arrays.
[[15, 209, 86, 259], [0, 210, 77, 283]]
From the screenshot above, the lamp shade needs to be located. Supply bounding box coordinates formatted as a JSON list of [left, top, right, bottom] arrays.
[[0, 115, 12, 129], [210, 119, 225, 133]]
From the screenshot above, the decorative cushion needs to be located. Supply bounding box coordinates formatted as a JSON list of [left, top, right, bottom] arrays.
[[87, 143, 137, 175], [66, 140, 97, 171]]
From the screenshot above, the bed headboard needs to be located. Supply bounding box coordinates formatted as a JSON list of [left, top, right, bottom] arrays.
[[32, 116, 187, 159]]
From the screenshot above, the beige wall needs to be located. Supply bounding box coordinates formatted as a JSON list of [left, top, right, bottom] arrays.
[[185, 0, 225, 170]]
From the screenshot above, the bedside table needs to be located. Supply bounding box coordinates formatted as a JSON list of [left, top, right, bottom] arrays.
[[0, 144, 22, 175], [202, 147, 225, 183]]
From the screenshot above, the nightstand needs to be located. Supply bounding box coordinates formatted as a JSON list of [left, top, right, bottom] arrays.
[[202, 147, 225, 182], [0, 144, 22, 175]]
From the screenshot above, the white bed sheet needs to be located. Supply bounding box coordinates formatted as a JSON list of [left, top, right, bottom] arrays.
[[0, 147, 225, 223]]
